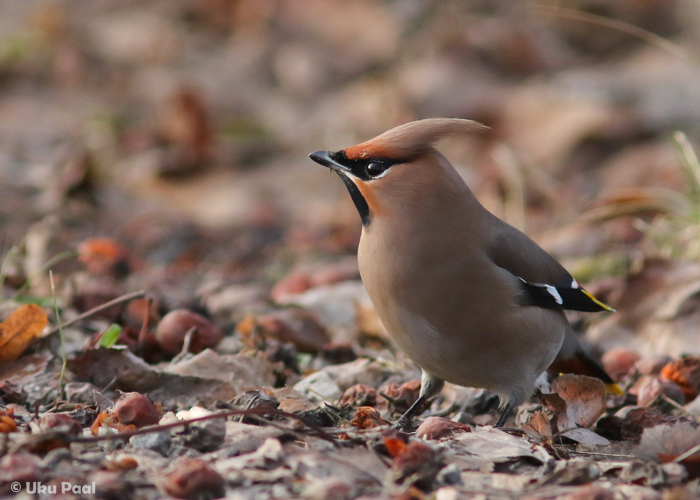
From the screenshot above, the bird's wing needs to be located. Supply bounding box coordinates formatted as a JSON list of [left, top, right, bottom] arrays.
[[486, 222, 615, 313], [517, 278, 615, 312]]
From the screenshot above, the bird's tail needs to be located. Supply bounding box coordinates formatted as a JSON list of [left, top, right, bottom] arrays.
[[549, 349, 623, 395]]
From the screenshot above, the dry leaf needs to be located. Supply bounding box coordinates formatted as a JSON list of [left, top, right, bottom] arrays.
[[415, 417, 471, 440], [350, 406, 386, 429], [660, 357, 700, 403], [77, 237, 130, 277], [551, 374, 606, 428], [0, 305, 48, 364]]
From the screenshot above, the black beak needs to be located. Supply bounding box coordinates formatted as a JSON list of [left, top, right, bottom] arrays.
[[309, 151, 350, 174]]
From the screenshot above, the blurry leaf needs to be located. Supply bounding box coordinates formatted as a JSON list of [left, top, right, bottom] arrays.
[[550, 374, 606, 428], [97, 324, 122, 349], [0, 304, 48, 363], [77, 237, 130, 277], [384, 436, 408, 458]]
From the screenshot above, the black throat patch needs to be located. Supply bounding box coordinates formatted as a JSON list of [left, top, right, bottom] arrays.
[[337, 172, 371, 226]]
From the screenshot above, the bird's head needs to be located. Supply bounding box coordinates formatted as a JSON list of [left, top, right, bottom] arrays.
[[309, 118, 487, 227]]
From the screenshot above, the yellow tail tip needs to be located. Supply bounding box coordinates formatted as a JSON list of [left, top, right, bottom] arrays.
[[606, 383, 624, 396]]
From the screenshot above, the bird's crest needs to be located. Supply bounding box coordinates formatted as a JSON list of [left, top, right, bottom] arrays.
[[344, 118, 489, 161]]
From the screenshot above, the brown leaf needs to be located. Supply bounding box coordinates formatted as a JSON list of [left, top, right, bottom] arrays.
[[350, 406, 386, 429], [0, 409, 17, 433], [383, 434, 408, 458], [414, 417, 470, 440], [661, 357, 700, 403], [160, 457, 225, 500], [391, 441, 442, 490], [155, 309, 223, 356], [620, 407, 672, 441], [601, 348, 640, 382], [550, 374, 606, 428], [380, 380, 423, 415], [0, 304, 48, 364], [631, 376, 685, 407], [638, 420, 700, 478], [256, 308, 330, 354], [340, 384, 378, 407], [112, 392, 160, 428], [527, 410, 555, 438], [77, 237, 130, 277]]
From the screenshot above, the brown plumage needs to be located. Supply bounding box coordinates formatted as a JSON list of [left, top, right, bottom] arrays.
[[310, 118, 616, 428]]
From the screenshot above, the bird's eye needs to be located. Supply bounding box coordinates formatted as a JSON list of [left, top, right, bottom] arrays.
[[366, 162, 385, 177]]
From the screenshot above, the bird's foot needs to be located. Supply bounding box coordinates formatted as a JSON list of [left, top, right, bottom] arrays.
[[391, 416, 417, 432]]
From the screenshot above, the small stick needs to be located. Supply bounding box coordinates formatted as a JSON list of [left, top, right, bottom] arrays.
[[170, 327, 197, 365], [673, 443, 700, 464], [72, 407, 338, 446], [45, 290, 146, 336]]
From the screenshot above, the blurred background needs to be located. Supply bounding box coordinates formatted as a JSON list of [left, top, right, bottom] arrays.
[[3, 0, 700, 357]]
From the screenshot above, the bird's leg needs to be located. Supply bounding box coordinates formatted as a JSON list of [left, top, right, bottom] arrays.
[[494, 399, 517, 428], [392, 370, 444, 431]]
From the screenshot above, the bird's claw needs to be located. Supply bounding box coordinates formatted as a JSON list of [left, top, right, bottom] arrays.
[[391, 417, 416, 432]]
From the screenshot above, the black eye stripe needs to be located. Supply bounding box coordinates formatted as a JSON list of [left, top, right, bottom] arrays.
[[328, 151, 400, 181]]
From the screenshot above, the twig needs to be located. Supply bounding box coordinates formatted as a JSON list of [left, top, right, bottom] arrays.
[[673, 443, 700, 464], [659, 394, 687, 412], [45, 290, 146, 336], [101, 376, 119, 393], [49, 271, 67, 405], [71, 407, 338, 446], [563, 449, 636, 459], [170, 327, 198, 365], [534, 5, 696, 63]]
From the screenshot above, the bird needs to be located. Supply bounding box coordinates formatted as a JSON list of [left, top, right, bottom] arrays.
[[309, 118, 618, 429]]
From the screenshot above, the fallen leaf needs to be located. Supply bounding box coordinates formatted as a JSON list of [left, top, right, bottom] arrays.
[[160, 457, 225, 500], [113, 392, 160, 428], [340, 384, 378, 407], [0, 409, 17, 433], [350, 406, 386, 429], [526, 410, 555, 438], [660, 357, 700, 402], [383, 433, 409, 458], [256, 307, 330, 354], [391, 441, 442, 490], [380, 379, 424, 415], [559, 428, 610, 447], [155, 309, 223, 355], [77, 237, 131, 277], [631, 376, 685, 407], [601, 348, 640, 382], [415, 417, 471, 440], [0, 304, 48, 364], [551, 375, 606, 428], [638, 420, 700, 478]]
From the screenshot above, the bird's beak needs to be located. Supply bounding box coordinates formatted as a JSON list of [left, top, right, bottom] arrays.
[[309, 151, 351, 175]]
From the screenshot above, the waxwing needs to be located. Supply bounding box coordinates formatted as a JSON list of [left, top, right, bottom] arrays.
[[310, 118, 617, 428]]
